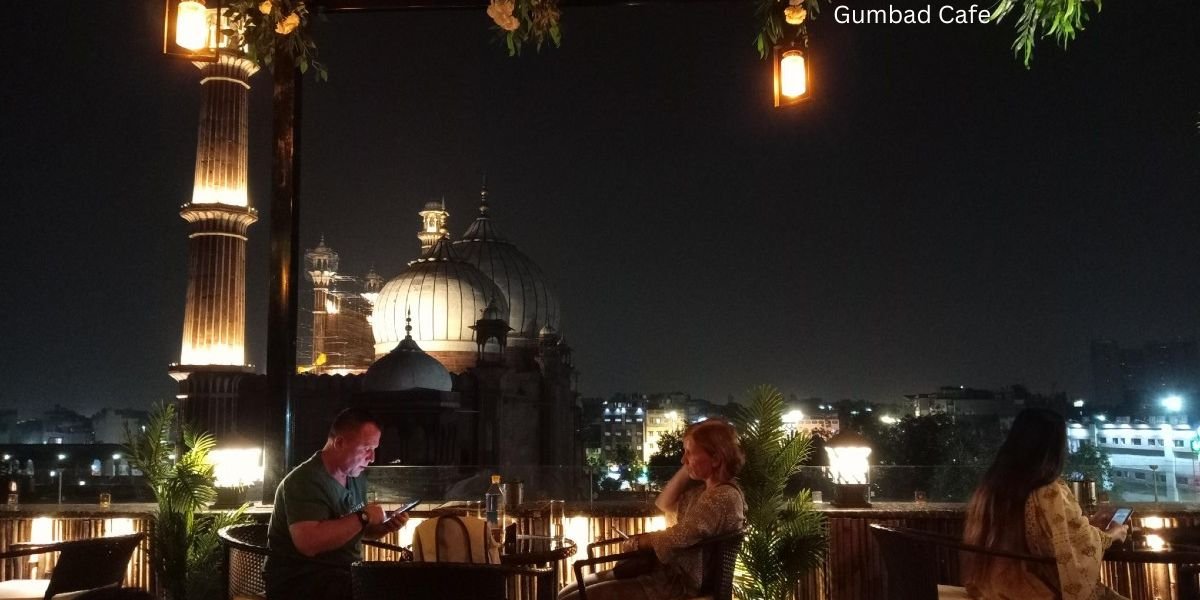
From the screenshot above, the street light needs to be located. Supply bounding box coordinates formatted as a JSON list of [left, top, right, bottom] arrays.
[[1162, 395, 1184, 413]]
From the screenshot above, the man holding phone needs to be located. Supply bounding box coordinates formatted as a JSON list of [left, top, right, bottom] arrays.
[[265, 408, 410, 600]]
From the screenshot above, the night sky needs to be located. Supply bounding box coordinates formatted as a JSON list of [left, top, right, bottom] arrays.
[[2, 1, 1197, 417]]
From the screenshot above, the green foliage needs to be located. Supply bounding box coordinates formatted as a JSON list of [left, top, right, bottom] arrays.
[[647, 428, 685, 487], [1066, 440, 1120, 497], [754, 0, 822, 58], [730, 385, 828, 600], [222, 0, 327, 81], [866, 414, 1006, 501], [125, 403, 250, 600], [752, 0, 1100, 66], [991, 0, 1101, 66]]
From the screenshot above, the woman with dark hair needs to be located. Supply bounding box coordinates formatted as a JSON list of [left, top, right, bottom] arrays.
[[964, 408, 1128, 600], [558, 419, 746, 600]]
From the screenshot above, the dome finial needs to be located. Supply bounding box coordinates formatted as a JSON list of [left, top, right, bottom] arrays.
[[404, 308, 413, 339], [479, 174, 490, 216]]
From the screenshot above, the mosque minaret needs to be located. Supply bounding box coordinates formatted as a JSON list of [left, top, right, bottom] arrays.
[[171, 55, 259, 377]]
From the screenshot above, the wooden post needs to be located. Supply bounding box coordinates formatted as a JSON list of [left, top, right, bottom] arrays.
[[263, 45, 302, 503]]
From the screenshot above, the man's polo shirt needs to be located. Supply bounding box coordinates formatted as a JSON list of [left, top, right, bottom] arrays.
[[264, 452, 368, 590]]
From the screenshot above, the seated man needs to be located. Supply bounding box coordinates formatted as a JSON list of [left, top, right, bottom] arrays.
[[265, 408, 408, 600]]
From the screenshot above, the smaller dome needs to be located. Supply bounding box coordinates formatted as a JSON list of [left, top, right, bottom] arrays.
[[363, 319, 452, 392], [539, 324, 558, 338]]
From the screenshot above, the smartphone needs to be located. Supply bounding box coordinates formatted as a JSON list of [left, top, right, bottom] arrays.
[[385, 499, 420, 519], [1107, 507, 1133, 530], [611, 526, 630, 540]]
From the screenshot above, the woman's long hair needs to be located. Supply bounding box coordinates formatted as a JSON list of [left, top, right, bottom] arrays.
[[964, 408, 1067, 580]]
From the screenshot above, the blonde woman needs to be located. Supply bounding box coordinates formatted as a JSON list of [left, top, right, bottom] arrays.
[[559, 419, 746, 600]]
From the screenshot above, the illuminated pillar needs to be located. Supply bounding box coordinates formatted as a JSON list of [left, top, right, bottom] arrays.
[[304, 237, 338, 373], [172, 55, 259, 377]]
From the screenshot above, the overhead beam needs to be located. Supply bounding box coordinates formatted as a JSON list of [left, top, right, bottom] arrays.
[[312, 0, 723, 13]]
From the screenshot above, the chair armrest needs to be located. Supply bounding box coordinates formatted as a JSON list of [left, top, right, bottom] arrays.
[[572, 549, 656, 600], [586, 536, 628, 560], [0, 545, 61, 560]]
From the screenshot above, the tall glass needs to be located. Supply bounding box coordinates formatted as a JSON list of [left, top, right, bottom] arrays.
[[548, 500, 565, 541]]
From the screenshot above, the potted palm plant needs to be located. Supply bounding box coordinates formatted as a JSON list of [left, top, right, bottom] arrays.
[[125, 403, 248, 600], [730, 385, 828, 600]]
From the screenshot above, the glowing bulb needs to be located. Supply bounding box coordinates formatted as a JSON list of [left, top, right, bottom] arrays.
[[1142, 516, 1165, 530], [780, 50, 808, 98], [176, 1, 209, 51], [1146, 534, 1166, 551]]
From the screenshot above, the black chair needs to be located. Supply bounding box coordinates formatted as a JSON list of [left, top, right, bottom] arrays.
[[218, 523, 413, 600], [869, 524, 1059, 600], [0, 533, 145, 600], [351, 561, 552, 600], [571, 530, 744, 600]]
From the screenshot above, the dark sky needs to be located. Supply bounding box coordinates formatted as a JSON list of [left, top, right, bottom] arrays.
[[2, 1, 1197, 417]]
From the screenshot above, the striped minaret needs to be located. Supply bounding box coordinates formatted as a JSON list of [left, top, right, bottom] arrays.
[[171, 54, 259, 381]]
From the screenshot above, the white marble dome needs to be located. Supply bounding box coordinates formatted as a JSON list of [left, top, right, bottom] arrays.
[[362, 331, 452, 392], [372, 237, 509, 356], [454, 201, 560, 345]]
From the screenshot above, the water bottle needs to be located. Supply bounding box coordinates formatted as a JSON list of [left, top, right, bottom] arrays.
[[485, 474, 505, 545]]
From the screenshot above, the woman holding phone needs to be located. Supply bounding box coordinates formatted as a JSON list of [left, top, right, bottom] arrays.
[[558, 419, 746, 600], [964, 408, 1129, 600]]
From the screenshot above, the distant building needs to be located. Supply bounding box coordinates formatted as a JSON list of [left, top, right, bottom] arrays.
[[598, 394, 646, 459], [905, 386, 1066, 420], [90, 408, 150, 444]]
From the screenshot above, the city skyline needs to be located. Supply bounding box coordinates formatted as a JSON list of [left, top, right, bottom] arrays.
[[1, 1, 1197, 415]]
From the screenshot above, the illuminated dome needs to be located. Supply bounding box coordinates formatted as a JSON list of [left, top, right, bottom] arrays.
[[454, 189, 560, 345], [363, 320, 452, 392], [373, 237, 509, 356]]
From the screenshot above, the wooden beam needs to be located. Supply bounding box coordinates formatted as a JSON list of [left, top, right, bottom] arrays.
[[312, 0, 724, 13]]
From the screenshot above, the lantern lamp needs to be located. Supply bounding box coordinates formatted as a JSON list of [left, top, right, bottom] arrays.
[[773, 45, 811, 107], [162, 0, 224, 61], [825, 429, 872, 507]]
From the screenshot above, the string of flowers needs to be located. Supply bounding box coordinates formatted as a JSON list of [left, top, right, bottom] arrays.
[[208, 0, 1101, 80], [223, 0, 327, 81], [754, 0, 821, 58], [486, 0, 562, 56]]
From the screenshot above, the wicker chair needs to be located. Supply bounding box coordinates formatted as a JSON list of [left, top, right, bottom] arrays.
[[0, 533, 145, 600], [218, 523, 413, 600], [869, 524, 1059, 600], [570, 530, 744, 600], [352, 561, 551, 600]]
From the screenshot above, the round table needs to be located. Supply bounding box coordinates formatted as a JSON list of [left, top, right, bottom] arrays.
[[501, 535, 577, 597]]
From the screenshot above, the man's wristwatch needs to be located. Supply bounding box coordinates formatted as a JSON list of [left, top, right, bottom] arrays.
[[356, 509, 370, 530]]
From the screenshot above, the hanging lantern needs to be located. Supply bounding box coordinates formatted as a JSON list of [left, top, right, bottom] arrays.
[[825, 429, 872, 507], [773, 45, 810, 107], [163, 0, 224, 61]]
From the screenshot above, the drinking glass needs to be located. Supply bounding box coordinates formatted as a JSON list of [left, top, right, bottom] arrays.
[[548, 499, 565, 541], [913, 490, 927, 505], [99, 492, 112, 508]]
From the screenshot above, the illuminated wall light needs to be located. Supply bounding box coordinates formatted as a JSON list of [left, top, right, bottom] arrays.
[[1142, 516, 1165, 530], [1146, 534, 1166, 551], [209, 448, 265, 488]]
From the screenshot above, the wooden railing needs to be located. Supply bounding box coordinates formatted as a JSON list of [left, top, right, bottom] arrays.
[[5, 501, 1200, 599]]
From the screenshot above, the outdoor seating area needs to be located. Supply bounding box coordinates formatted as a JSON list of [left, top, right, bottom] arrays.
[[7, 499, 1200, 599]]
